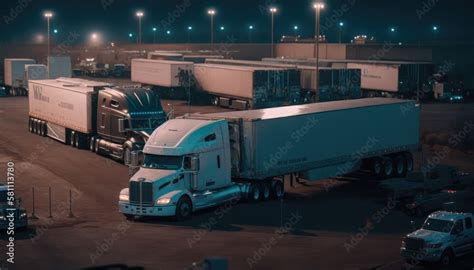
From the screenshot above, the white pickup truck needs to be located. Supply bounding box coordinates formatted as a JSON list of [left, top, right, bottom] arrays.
[[401, 211, 474, 266]]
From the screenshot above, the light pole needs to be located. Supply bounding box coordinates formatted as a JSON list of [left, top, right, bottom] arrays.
[[269, 7, 277, 58], [208, 9, 216, 44], [313, 2, 324, 102], [249, 25, 254, 43], [152, 27, 157, 43], [339, 22, 344, 43], [44, 12, 53, 60], [187, 26, 193, 43], [136, 11, 144, 44]]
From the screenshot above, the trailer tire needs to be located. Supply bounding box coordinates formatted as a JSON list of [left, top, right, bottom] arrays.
[[38, 122, 44, 136], [394, 154, 407, 177], [371, 158, 384, 179], [259, 183, 271, 201], [28, 118, 34, 133], [90, 137, 96, 152], [405, 153, 414, 173], [95, 139, 101, 154], [33, 119, 39, 134], [382, 157, 394, 179], [70, 131, 76, 147], [248, 183, 261, 202], [176, 196, 192, 221], [271, 181, 284, 199]]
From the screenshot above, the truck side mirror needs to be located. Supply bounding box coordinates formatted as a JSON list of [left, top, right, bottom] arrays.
[[118, 118, 129, 133]]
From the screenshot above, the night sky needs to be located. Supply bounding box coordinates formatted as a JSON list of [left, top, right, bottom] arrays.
[[0, 0, 472, 44]]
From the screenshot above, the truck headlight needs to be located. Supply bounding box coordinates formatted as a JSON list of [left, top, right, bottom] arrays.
[[425, 243, 442, 249], [156, 197, 171, 205], [119, 194, 129, 202]]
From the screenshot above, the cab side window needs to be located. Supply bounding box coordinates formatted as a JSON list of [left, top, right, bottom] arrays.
[[452, 220, 464, 234], [466, 218, 472, 229]]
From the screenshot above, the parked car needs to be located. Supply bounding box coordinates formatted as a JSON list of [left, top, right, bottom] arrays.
[[0, 184, 28, 230], [401, 211, 474, 266], [379, 165, 471, 201]]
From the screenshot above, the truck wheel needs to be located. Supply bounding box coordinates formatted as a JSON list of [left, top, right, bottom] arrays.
[[405, 153, 414, 173], [248, 183, 261, 202], [39, 122, 45, 136], [176, 196, 192, 221], [75, 133, 85, 149], [90, 137, 96, 152], [371, 158, 383, 179], [70, 131, 76, 147], [28, 119, 34, 133], [382, 157, 394, 179], [271, 181, 284, 199], [394, 155, 407, 177], [95, 139, 101, 154], [440, 249, 453, 267], [259, 183, 271, 201]]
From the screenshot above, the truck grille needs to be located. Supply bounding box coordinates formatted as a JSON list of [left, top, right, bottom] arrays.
[[405, 237, 425, 252], [129, 181, 153, 206]]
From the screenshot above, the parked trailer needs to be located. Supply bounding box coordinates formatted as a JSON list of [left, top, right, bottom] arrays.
[[24, 64, 48, 91], [48, 56, 72, 79], [262, 58, 434, 99], [119, 98, 420, 220], [206, 59, 361, 102], [183, 55, 224, 64], [194, 63, 301, 109], [148, 52, 184, 61], [28, 78, 167, 163], [4, 58, 36, 96]]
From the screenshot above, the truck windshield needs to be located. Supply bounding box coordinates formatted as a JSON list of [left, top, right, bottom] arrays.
[[422, 218, 454, 233], [130, 118, 164, 131], [143, 154, 183, 170]]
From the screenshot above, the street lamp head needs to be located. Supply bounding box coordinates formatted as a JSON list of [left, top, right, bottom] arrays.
[[294, 25, 299, 30], [433, 26, 438, 31], [208, 9, 216, 15], [129, 33, 133, 37], [220, 26, 225, 31], [53, 29, 58, 34], [269, 7, 278, 13], [153, 27, 157, 32], [91, 33, 98, 39], [391, 27, 395, 32], [313, 2, 325, 9], [166, 30, 171, 35], [339, 22, 344, 27], [136, 11, 144, 17], [249, 25, 254, 30], [188, 26, 193, 31], [44, 12, 53, 18]]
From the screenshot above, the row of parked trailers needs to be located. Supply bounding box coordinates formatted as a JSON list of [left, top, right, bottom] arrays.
[[262, 58, 435, 99], [131, 58, 363, 109]]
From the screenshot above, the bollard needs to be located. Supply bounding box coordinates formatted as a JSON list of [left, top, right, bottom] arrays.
[[31, 187, 38, 220], [48, 187, 53, 218], [68, 190, 74, 218]]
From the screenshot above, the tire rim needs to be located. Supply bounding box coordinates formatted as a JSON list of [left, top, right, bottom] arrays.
[[442, 254, 450, 266], [374, 161, 382, 175], [384, 160, 393, 176], [275, 185, 283, 198], [406, 158, 414, 172], [90, 139, 95, 151], [263, 186, 270, 199], [397, 159, 405, 175], [180, 203, 190, 217], [252, 187, 260, 201]]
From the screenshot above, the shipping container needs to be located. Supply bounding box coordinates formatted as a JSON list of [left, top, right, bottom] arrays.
[[25, 65, 48, 90], [4, 58, 36, 88], [48, 56, 72, 79]]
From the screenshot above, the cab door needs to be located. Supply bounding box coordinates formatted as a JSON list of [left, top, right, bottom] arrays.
[[452, 219, 471, 255]]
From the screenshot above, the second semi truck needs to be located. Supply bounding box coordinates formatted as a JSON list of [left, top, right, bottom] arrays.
[[28, 78, 167, 163], [119, 98, 420, 220]]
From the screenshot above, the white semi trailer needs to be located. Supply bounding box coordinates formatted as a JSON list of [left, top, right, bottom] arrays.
[[119, 98, 420, 220], [4, 58, 36, 96]]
